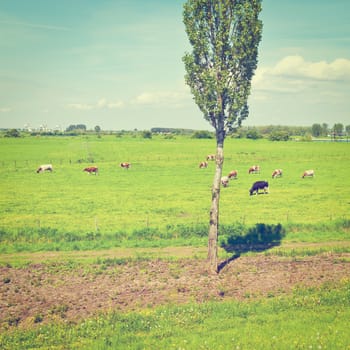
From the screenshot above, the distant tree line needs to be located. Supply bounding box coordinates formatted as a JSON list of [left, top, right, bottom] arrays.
[[311, 123, 349, 137], [1, 123, 349, 140], [232, 123, 349, 140]]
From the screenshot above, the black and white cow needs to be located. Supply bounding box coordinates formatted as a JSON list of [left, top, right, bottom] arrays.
[[249, 181, 269, 195], [36, 164, 53, 173]]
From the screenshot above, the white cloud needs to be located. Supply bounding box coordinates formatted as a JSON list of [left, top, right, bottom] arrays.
[[0, 107, 11, 112], [0, 20, 70, 31], [68, 87, 191, 111], [67, 98, 124, 111], [271, 55, 350, 81], [67, 103, 93, 111], [132, 90, 190, 108], [106, 101, 124, 109], [252, 55, 350, 97], [96, 98, 107, 108]]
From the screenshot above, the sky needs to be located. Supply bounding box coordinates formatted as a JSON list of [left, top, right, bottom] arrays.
[[0, 0, 350, 131]]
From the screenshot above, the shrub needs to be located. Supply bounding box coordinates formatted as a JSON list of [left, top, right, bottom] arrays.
[[299, 133, 312, 142], [269, 130, 289, 141], [191, 130, 214, 139], [246, 128, 262, 140], [4, 129, 21, 138], [142, 130, 152, 139]]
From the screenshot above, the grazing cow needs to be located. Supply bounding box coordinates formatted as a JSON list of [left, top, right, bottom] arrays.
[[272, 169, 283, 178], [221, 176, 230, 187], [206, 154, 216, 161], [199, 161, 208, 168], [248, 165, 260, 174], [249, 181, 269, 195], [36, 164, 53, 173], [120, 162, 131, 169], [302, 169, 314, 178], [83, 166, 98, 175], [228, 170, 238, 179]]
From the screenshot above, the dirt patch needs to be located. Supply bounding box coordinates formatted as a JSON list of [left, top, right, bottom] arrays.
[[1, 252, 350, 330]]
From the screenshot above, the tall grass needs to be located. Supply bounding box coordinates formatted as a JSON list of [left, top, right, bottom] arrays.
[[0, 220, 349, 254], [1, 280, 349, 349]]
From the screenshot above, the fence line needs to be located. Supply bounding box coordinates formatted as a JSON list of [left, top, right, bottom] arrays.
[[4, 155, 243, 170], [1, 212, 346, 237]]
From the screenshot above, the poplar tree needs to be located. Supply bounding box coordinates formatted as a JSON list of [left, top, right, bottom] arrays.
[[183, 0, 263, 272]]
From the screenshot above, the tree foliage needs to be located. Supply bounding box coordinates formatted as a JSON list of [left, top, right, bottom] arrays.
[[183, 0, 262, 139], [65, 124, 87, 132], [311, 123, 322, 137], [333, 123, 344, 136]]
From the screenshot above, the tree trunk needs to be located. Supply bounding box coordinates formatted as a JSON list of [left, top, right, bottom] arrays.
[[207, 137, 224, 274]]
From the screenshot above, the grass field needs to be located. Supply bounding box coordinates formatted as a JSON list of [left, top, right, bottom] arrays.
[[1, 134, 350, 349], [1, 135, 349, 237]]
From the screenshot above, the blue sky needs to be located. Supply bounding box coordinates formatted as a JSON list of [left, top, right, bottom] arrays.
[[1, 0, 349, 131]]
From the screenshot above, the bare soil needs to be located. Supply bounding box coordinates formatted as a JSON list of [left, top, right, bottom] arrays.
[[1, 249, 350, 330]]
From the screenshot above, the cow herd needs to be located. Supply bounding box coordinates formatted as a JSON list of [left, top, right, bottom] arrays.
[[37, 157, 314, 197], [200, 154, 315, 196], [36, 162, 131, 175]]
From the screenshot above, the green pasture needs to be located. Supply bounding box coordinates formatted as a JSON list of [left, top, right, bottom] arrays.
[[1, 135, 350, 349], [0, 135, 349, 251], [1, 280, 349, 349]]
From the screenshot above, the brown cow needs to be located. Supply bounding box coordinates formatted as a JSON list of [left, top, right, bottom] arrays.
[[120, 162, 131, 169], [272, 169, 283, 178], [248, 165, 260, 174], [84, 166, 98, 175], [228, 170, 238, 179], [199, 161, 208, 168], [302, 169, 314, 178], [206, 154, 216, 161]]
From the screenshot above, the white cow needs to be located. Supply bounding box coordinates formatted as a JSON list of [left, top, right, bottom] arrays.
[[221, 176, 230, 187], [302, 169, 314, 178]]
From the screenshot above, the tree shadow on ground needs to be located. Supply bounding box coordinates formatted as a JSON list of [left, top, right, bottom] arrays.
[[218, 223, 285, 272]]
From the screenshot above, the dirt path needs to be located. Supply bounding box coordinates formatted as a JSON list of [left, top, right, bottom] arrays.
[[1, 246, 350, 330]]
